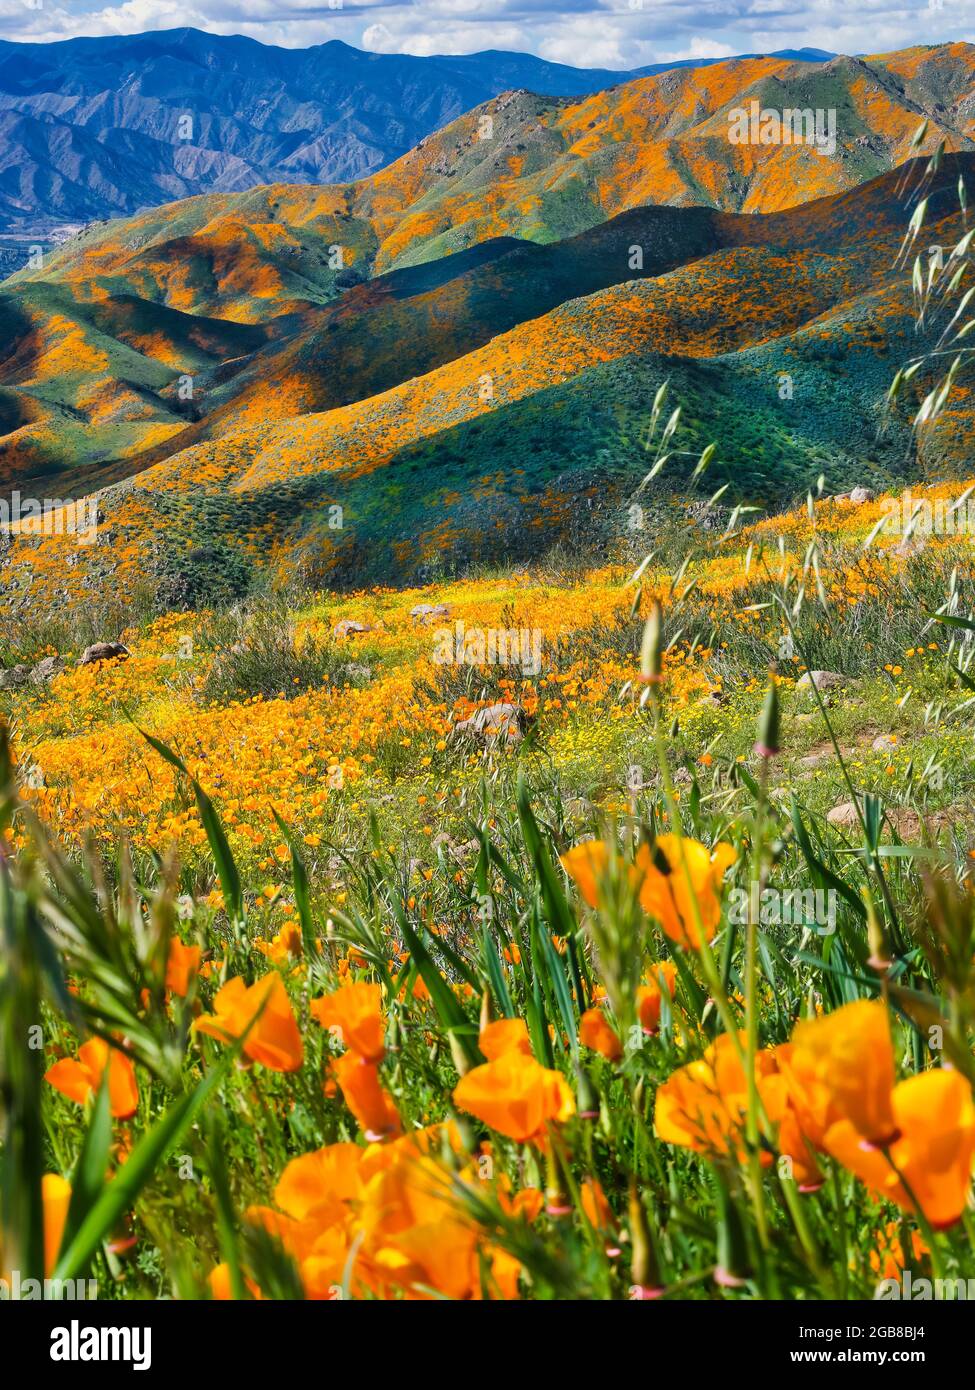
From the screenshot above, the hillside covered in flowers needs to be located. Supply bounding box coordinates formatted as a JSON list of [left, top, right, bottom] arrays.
[[1, 40, 975, 1315]]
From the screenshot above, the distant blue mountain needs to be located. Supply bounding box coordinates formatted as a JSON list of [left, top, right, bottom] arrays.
[[0, 28, 835, 229], [632, 47, 836, 76]]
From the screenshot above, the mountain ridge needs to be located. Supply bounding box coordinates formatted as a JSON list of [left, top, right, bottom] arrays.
[[1, 154, 972, 611], [0, 28, 839, 234], [8, 43, 972, 312]]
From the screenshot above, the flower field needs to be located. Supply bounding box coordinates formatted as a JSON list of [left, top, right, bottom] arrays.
[[1, 59, 974, 1329], [3, 471, 975, 1304]]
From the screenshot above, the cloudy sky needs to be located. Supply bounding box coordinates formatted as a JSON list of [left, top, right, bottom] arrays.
[[0, 0, 971, 70]]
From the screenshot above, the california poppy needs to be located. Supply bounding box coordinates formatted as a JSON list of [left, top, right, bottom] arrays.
[[311, 981, 386, 1062], [823, 1068, 975, 1230], [42, 1174, 72, 1276], [637, 961, 677, 1033], [789, 999, 896, 1146], [333, 1051, 401, 1141], [274, 1143, 364, 1224], [580, 1178, 615, 1234], [166, 937, 201, 997], [655, 1031, 776, 1161], [579, 1007, 622, 1061], [255, 923, 302, 967], [560, 841, 613, 909], [759, 1069, 824, 1191], [475, 1244, 523, 1300], [362, 1152, 480, 1299], [478, 1017, 534, 1060], [454, 1052, 575, 1144], [298, 1227, 354, 1300], [634, 835, 736, 949], [193, 973, 304, 1072], [45, 1038, 139, 1119], [208, 1262, 265, 1300], [869, 1222, 927, 1279], [508, 1187, 545, 1222]]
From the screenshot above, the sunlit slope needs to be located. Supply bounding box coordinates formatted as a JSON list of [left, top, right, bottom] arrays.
[[0, 283, 272, 483], [0, 45, 970, 485], [3, 158, 971, 612], [149, 156, 961, 450], [9, 44, 974, 308], [4, 152, 971, 487]]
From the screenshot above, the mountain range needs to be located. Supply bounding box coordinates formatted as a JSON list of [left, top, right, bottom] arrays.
[[0, 27, 836, 237], [0, 41, 973, 615]]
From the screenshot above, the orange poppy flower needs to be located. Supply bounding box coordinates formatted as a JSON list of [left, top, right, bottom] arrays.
[[311, 981, 386, 1062], [509, 1187, 545, 1222], [634, 835, 737, 949], [479, 1017, 534, 1060], [655, 1031, 776, 1161], [759, 1069, 824, 1191], [579, 1007, 622, 1061], [166, 938, 201, 997], [560, 840, 632, 909], [559, 834, 650, 911], [255, 923, 302, 967], [789, 1000, 897, 1146], [399, 973, 431, 1003], [193, 973, 304, 1072], [869, 1222, 927, 1279], [361, 1153, 480, 1300], [208, 1262, 266, 1300], [453, 1052, 575, 1144], [298, 1227, 353, 1300], [476, 1245, 523, 1300], [580, 1178, 615, 1233], [637, 961, 677, 1033], [333, 1052, 401, 1141], [823, 1068, 975, 1230], [45, 1038, 139, 1119], [42, 1173, 72, 1276], [274, 1143, 364, 1225]]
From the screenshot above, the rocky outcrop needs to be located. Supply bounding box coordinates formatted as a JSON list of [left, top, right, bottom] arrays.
[[453, 702, 527, 745], [78, 642, 129, 666]]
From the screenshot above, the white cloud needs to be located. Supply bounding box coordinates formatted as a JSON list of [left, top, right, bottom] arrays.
[[536, 16, 634, 67], [654, 37, 736, 62], [0, 0, 970, 64], [361, 15, 531, 56]]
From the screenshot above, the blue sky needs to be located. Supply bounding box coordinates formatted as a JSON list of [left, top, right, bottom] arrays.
[[0, 0, 970, 69]]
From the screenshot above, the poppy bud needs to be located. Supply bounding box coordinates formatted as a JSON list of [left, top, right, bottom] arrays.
[[639, 601, 664, 686], [449, 1030, 473, 1078], [544, 1149, 569, 1218], [479, 987, 494, 1036], [448, 1108, 477, 1156], [714, 1169, 751, 1288], [863, 887, 892, 974], [628, 1180, 664, 1298], [754, 680, 781, 759], [575, 1062, 600, 1120]]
